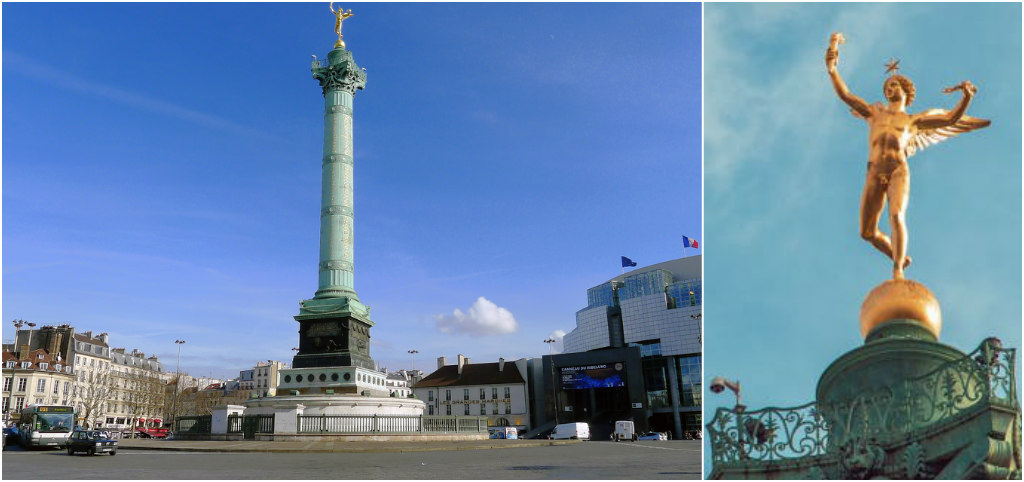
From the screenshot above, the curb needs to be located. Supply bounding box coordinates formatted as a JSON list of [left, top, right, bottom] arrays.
[[117, 440, 580, 454]]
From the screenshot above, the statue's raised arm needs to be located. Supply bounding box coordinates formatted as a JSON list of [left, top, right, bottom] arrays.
[[826, 32, 872, 119]]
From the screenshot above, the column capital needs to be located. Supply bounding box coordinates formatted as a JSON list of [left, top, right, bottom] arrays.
[[312, 48, 366, 96]]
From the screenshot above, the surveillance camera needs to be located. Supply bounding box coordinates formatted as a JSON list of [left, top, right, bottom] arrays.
[[710, 376, 726, 393]]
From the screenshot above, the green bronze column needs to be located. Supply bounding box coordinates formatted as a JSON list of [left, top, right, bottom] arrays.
[[292, 35, 374, 371], [313, 47, 365, 300]]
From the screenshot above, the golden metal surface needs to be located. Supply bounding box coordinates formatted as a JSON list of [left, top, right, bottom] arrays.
[[329, 3, 354, 48], [860, 279, 942, 340], [826, 32, 990, 280]]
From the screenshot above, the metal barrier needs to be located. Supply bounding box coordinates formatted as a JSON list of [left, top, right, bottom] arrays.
[[175, 415, 212, 434], [296, 415, 487, 434]]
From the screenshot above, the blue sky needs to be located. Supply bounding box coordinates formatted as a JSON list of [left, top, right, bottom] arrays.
[[2, 3, 702, 379], [704, 3, 1021, 472]]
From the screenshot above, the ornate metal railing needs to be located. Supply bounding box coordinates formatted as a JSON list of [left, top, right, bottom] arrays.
[[296, 415, 487, 434], [312, 58, 328, 70], [825, 339, 1017, 446], [708, 338, 1018, 466], [175, 415, 211, 434], [708, 401, 830, 464]]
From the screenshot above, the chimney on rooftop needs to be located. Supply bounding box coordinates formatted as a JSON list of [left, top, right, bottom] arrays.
[[437, 356, 447, 370], [19, 345, 29, 361], [499, 357, 505, 374], [82, 331, 93, 339], [457, 354, 467, 376], [99, 333, 108, 344]]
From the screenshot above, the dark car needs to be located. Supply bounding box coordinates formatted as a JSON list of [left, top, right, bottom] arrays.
[[66, 430, 118, 456]]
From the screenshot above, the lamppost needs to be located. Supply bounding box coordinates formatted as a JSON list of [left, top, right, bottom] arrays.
[[8, 320, 25, 420], [544, 338, 559, 424], [407, 350, 418, 371], [171, 340, 185, 432]]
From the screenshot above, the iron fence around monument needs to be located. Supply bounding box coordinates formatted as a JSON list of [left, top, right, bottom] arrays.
[[175, 415, 212, 434], [707, 338, 1018, 467], [296, 414, 488, 434]]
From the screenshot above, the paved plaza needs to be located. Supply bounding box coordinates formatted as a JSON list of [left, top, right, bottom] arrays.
[[2, 440, 701, 479]]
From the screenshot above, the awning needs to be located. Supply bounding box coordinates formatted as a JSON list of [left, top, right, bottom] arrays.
[[154, 418, 162, 423], [139, 418, 147, 422]]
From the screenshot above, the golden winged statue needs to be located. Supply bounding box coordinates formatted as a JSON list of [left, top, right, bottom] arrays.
[[825, 32, 990, 280], [330, 3, 354, 47]]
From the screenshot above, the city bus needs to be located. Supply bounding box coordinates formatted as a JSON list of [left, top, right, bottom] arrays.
[[17, 405, 75, 449]]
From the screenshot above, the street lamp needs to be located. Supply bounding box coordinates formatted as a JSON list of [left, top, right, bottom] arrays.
[[544, 338, 559, 424], [407, 350, 418, 371], [171, 340, 185, 432]]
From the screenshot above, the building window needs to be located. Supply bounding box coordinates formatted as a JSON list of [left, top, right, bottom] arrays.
[[5, 361, 15, 368], [3, 378, 11, 391], [428, 390, 434, 402], [504, 387, 510, 399], [492, 403, 498, 415], [479, 388, 486, 399], [463, 389, 469, 401], [36, 379, 46, 393], [480, 404, 486, 415], [2, 397, 8, 413], [445, 389, 451, 401], [428, 406, 434, 415], [491, 387, 498, 399], [464, 404, 470, 415], [445, 405, 451, 416], [53, 381, 60, 394], [16, 397, 25, 410], [506, 403, 512, 414], [39, 363, 48, 371], [16, 378, 26, 392]]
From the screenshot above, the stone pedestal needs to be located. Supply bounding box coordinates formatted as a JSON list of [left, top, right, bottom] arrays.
[[211, 405, 246, 435]]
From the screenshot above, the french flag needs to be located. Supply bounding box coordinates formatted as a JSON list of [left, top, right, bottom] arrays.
[[682, 235, 699, 249]]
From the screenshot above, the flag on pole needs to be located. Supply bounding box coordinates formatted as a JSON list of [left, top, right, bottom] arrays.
[[621, 256, 638, 268], [682, 236, 699, 249]]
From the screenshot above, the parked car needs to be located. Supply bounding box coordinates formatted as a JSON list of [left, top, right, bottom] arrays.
[[3, 427, 19, 450], [66, 430, 118, 456], [550, 422, 590, 440], [612, 421, 637, 442], [638, 431, 668, 441]]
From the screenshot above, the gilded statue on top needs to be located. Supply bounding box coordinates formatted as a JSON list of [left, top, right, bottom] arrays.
[[330, 3, 354, 48], [826, 32, 990, 280]]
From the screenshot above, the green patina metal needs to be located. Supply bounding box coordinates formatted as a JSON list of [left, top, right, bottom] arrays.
[[291, 46, 374, 371], [707, 337, 1021, 479]]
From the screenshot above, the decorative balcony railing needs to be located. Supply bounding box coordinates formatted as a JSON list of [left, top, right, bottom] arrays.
[[708, 338, 1017, 466]]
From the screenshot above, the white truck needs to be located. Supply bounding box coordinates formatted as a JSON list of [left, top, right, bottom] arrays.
[[550, 422, 590, 440], [612, 420, 637, 442]]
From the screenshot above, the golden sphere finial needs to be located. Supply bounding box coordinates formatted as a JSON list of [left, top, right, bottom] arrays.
[[860, 279, 942, 340]]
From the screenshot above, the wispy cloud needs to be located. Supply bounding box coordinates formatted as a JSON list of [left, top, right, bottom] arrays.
[[434, 296, 519, 337], [3, 51, 276, 140], [704, 4, 903, 246]]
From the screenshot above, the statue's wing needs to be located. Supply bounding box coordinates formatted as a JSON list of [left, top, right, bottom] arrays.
[[906, 109, 991, 158]]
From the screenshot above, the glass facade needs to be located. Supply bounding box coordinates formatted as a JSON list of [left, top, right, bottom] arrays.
[[586, 282, 619, 308], [642, 357, 670, 409], [667, 278, 702, 308], [620, 270, 673, 301], [676, 355, 702, 408]]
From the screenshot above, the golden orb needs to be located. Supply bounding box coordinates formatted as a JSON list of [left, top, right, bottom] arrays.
[[860, 279, 941, 340]]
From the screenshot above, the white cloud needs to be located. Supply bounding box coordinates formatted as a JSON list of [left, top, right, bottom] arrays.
[[547, 329, 566, 354], [434, 297, 519, 337]]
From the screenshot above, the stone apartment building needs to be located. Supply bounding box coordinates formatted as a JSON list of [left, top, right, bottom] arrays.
[[2, 348, 76, 418], [413, 355, 531, 433]]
